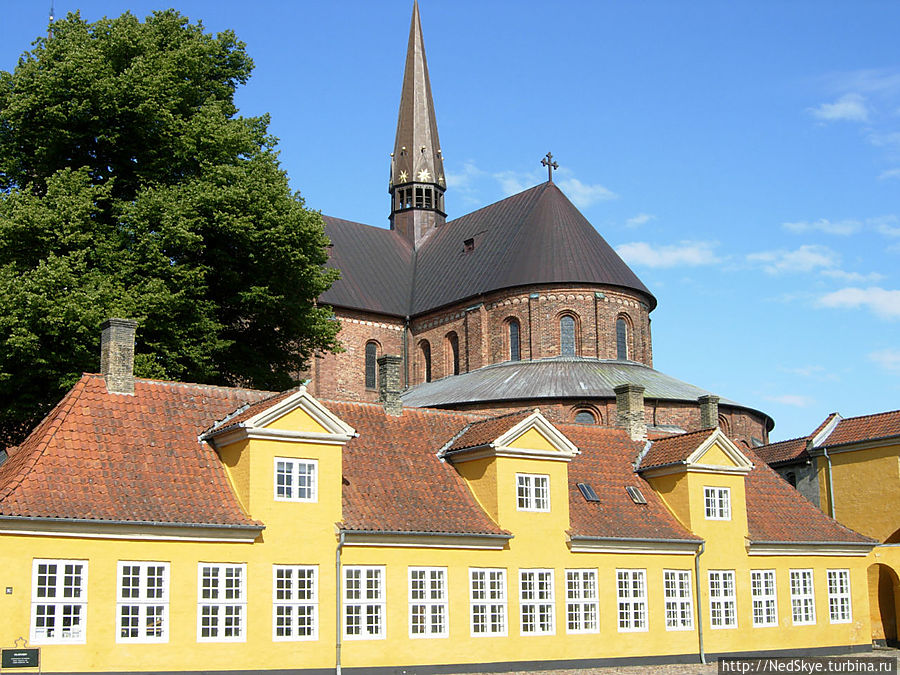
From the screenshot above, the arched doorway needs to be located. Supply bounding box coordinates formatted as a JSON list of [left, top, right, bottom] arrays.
[[868, 562, 900, 647]]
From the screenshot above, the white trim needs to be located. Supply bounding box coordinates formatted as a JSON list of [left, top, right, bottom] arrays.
[[747, 542, 873, 557], [274, 457, 318, 503], [516, 473, 550, 512], [444, 411, 579, 464], [789, 568, 816, 626], [686, 430, 754, 472], [469, 568, 508, 637], [341, 532, 510, 550], [493, 411, 580, 457], [750, 569, 778, 628], [272, 565, 318, 641], [708, 569, 737, 630], [569, 538, 698, 555], [408, 567, 449, 639], [811, 414, 843, 447], [518, 569, 555, 636], [663, 569, 694, 631], [0, 519, 262, 543], [564, 569, 599, 635], [30, 559, 88, 645], [703, 486, 731, 521], [116, 561, 170, 644], [343, 565, 386, 641], [616, 568, 648, 632], [211, 427, 353, 447], [826, 569, 852, 624], [197, 563, 248, 643]]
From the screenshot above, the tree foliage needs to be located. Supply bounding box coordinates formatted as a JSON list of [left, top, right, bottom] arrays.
[[0, 10, 340, 446]]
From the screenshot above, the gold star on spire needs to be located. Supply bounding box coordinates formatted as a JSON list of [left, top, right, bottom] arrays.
[[417, 168, 431, 182]]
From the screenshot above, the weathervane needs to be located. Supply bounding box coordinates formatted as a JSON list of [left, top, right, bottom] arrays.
[[541, 152, 559, 182]]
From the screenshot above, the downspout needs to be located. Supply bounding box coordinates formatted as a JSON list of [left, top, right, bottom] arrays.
[[823, 447, 836, 519], [694, 541, 706, 665], [335, 530, 345, 675]]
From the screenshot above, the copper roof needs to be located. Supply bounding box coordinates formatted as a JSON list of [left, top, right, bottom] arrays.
[[320, 182, 656, 318], [0, 375, 269, 526]]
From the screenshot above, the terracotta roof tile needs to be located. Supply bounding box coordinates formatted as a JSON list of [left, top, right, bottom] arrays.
[[753, 436, 810, 466], [205, 387, 297, 434], [0, 375, 269, 527], [441, 409, 535, 454], [636, 428, 717, 470], [823, 409, 900, 447]]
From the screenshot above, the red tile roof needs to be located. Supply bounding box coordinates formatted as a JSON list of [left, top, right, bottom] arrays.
[[823, 409, 900, 447], [441, 409, 535, 454], [635, 428, 718, 470], [752, 436, 810, 466], [559, 424, 700, 542], [743, 448, 873, 544], [321, 401, 507, 536], [0, 374, 269, 527]]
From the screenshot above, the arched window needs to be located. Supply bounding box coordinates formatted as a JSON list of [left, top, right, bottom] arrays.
[[574, 410, 596, 425], [509, 319, 521, 361], [364, 341, 378, 389], [446, 332, 460, 376], [560, 315, 576, 357], [616, 317, 628, 360], [419, 341, 432, 383]]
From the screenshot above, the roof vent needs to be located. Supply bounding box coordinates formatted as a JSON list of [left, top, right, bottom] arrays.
[[576, 482, 600, 502], [625, 486, 647, 505], [463, 237, 475, 253]]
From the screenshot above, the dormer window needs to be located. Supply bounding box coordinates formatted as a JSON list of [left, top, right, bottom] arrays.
[[275, 458, 318, 502], [516, 474, 549, 512], [704, 486, 730, 520]]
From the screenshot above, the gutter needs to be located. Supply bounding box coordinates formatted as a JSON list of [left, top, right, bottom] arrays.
[[694, 542, 706, 665], [569, 535, 701, 545], [343, 529, 512, 540], [822, 447, 836, 519], [335, 530, 345, 675], [0, 515, 263, 532]]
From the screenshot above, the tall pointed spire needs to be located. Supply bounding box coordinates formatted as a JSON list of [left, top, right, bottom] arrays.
[[389, 1, 446, 247]]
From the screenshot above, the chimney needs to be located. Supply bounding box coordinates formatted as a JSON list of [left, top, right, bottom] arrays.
[[377, 355, 403, 416], [100, 318, 137, 395], [699, 394, 720, 430], [614, 383, 647, 441]]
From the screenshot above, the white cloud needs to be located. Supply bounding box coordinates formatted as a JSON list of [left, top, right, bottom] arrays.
[[809, 93, 869, 122], [616, 240, 721, 268], [869, 348, 900, 373], [829, 68, 900, 96], [821, 269, 886, 283], [746, 244, 839, 275], [783, 218, 861, 236], [556, 177, 618, 208], [445, 160, 486, 190], [765, 394, 815, 408], [493, 170, 534, 197], [818, 286, 900, 320], [868, 131, 900, 148], [879, 168, 900, 181], [626, 213, 655, 228]]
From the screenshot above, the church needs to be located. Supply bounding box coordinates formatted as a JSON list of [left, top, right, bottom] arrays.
[[305, 2, 772, 449], [0, 4, 882, 674]]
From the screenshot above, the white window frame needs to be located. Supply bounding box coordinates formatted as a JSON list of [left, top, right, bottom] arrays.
[[663, 570, 694, 631], [565, 569, 599, 634], [519, 569, 555, 635], [790, 569, 816, 626], [704, 486, 731, 520], [274, 457, 318, 502], [469, 568, 507, 637], [344, 566, 385, 640], [708, 570, 737, 629], [273, 565, 318, 641], [408, 567, 448, 639], [616, 569, 648, 632], [827, 569, 852, 624], [516, 473, 550, 512], [197, 563, 247, 642], [117, 561, 170, 643], [31, 559, 88, 644], [750, 570, 778, 627]]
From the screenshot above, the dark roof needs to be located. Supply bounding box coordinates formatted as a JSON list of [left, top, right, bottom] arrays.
[[401, 357, 774, 430], [320, 216, 413, 317], [636, 428, 718, 470], [319, 182, 655, 317], [822, 409, 900, 448], [0, 375, 269, 527]]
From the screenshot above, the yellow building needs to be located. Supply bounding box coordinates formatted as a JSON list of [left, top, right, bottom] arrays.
[[0, 320, 876, 673], [757, 410, 900, 648]]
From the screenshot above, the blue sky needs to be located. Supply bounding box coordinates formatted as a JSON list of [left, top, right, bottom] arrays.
[[3, 1, 898, 441]]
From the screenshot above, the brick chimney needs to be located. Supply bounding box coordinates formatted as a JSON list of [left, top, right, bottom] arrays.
[[699, 394, 720, 430], [614, 383, 647, 441], [377, 355, 403, 416], [100, 318, 137, 395]]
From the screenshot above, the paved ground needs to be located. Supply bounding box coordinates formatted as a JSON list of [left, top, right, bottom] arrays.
[[462, 649, 900, 675]]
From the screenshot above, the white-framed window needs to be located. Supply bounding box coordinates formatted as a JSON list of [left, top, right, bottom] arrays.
[[469, 568, 507, 637], [663, 570, 693, 630], [117, 561, 169, 643], [827, 569, 852, 624], [273, 565, 318, 641], [708, 570, 737, 629], [274, 458, 317, 502], [750, 570, 778, 627], [516, 473, 550, 512], [616, 569, 647, 632], [409, 567, 448, 638], [565, 569, 598, 634], [520, 569, 554, 635], [704, 486, 731, 520], [790, 569, 816, 625], [31, 559, 88, 644], [197, 563, 246, 642], [344, 566, 385, 639]]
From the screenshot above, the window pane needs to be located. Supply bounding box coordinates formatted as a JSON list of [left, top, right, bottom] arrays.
[[560, 316, 576, 356], [365, 343, 377, 389], [616, 318, 628, 360]]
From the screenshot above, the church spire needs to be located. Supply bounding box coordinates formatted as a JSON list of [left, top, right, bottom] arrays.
[[389, 1, 446, 247]]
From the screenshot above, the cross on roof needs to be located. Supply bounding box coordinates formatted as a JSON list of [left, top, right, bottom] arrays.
[[541, 152, 559, 182]]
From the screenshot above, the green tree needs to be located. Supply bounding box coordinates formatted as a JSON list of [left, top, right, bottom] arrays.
[[0, 10, 339, 446]]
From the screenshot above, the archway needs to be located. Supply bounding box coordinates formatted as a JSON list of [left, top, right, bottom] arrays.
[[867, 562, 900, 647]]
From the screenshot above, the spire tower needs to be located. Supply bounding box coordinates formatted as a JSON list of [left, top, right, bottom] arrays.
[[389, 1, 446, 247]]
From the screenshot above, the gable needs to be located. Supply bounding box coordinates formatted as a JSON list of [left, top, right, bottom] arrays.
[[694, 441, 741, 469], [505, 427, 562, 454]]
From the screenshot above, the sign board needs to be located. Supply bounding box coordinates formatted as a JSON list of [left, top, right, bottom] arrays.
[[1, 648, 40, 669]]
